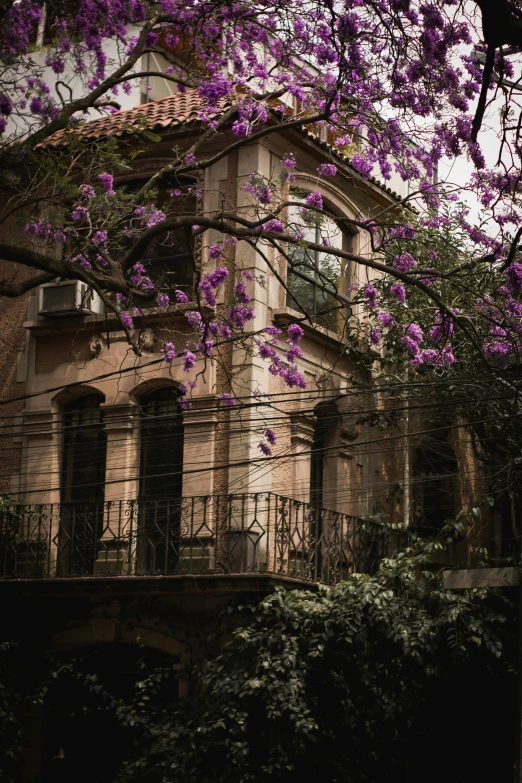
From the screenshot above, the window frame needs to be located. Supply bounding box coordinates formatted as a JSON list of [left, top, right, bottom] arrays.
[[285, 194, 354, 332]]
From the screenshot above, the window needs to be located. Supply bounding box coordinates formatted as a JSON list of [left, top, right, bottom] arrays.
[[139, 386, 184, 500], [286, 193, 352, 332], [138, 387, 184, 572], [121, 179, 196, 303], [412, 429, 458, 531], [59, 394, 107, 574], [61, 394, 106, 505]]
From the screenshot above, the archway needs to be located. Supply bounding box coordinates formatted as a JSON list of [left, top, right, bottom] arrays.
[[39, 642, 179, 783]]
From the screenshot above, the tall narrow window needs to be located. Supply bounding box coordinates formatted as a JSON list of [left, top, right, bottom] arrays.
[[139, 387, 184, 500], [412, 429, 458, 531], [61, 394, 106, 503], [60, 394, 106, 574], [286, 193, 351, 332], [138, 387, 184, 572]]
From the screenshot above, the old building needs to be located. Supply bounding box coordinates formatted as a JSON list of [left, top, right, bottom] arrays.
[[0, 82, 491, 779]]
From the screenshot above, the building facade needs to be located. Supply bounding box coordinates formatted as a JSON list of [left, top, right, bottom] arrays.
[[0, 83, 499, 781]]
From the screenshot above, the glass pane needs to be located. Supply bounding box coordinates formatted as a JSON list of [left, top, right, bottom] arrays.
[[140, 388, 183, 500], [286, 199, 346, 331], [61, 395, 106, 505]]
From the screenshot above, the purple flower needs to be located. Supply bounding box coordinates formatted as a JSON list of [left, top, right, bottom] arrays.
[[364, 284, 378, 308], [243, 174, 272, 204], [199, 267, 229, 306], [0, 94, 12, 117], [281, 154, 296, 169], [207, 267, 229, 287], [506, 263, 522, 294], [219, 393, 236, 407], [281, 366, 307, 389], [79, 184, 96, 199], [29, 96, 43, 114], [440, 345, 455, 365], [369, 326, 382, 345], [402, 336, 420, 355], [199, 279, 217, 306], [228, 305, 255, 329], [71, 205, 88, 222], [317, 163, 337, 177], [157, 293, 170, 310], [287, 323, 304, 344], [429, 311, 454, 343], [405, 323, 423, 344], [286, 345, 304, 363], [232, 120, 249, 137], [265, 428, 277, 445], [242, 270, 255, 281], [258, 441, 272, 456], [121, 312, 134, 330], [163, 342, 176, 363], [350, 153, 374, 179], [234, 280, 251, 304], [305, 191, 323, 210], [182, 350, 197, 372], [410, 349, 439, 366], [390, 282, 406, 303], [258, 341, 277, 360], [264, 219, 284, 232], [146, 209, 166, 227], [98, 172, 115, 195], [377, 310, 394, 328], [175, 290, 190, 304], [92, 230, 108, 246], [392, 253, 417, 273], [209, 244, 223, 259], [186, 311, 203, 331]]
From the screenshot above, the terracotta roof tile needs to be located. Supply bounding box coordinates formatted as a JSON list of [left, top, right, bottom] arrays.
[[47, 90, 211, 146]]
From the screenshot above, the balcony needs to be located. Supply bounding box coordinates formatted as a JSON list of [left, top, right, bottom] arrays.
[[0, 494, 397, 585]]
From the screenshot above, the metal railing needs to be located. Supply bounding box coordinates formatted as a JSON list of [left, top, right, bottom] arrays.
[[0, 494, 398, 584]]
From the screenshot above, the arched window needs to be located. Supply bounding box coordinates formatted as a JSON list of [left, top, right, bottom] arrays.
[[286, 190, 352, 332], [138, 387, 184, 573], [59, 394, 106, 575], [412, 429, 458, 531]]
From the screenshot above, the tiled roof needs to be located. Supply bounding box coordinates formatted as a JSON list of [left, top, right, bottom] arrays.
[[46, 90, 213, 146], [47, 90, 402, 201]]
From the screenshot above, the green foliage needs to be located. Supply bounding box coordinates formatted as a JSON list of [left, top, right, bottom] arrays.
[[116, 550, 513, 783], [0, 546, 514, 783]]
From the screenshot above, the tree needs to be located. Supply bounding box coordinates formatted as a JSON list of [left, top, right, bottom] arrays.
[[2, 2, 522, 529], [0, 0, 522, 366]]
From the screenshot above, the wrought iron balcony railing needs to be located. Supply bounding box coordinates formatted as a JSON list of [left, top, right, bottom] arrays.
[[0, 493, 397, 585]]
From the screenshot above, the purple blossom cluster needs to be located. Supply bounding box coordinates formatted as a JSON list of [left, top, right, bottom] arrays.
[[392, 253, 417, 273], [317, 163, 337, 177], [243, 173, 272, 205], [199, 267, 229, 307], [258, 427, 277, 456]]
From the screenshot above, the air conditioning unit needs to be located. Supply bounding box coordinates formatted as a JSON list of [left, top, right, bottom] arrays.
[[38, 280, 103, 317]]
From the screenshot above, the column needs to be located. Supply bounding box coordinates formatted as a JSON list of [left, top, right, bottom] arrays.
[[95, 402, 140, 575]]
